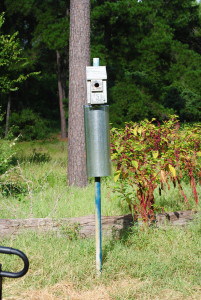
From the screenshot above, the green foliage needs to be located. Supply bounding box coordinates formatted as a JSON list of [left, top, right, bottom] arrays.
[[1, 0, 201, 125], [16, 148, 51, 164], [0, 128, 27, 197], [162, 41, 201, 120], [92, 0, 201, 123], [0, 13, 39, 94], [5, 0, 69, 51], [60, 223, 81, 240], [111, 117, 201, 221], [0, 180, 28, 198], [0, 108, 17, 173], [26, 149, 51, 163], [33, 10, 69, 51], [0, 138, 17, 175], [9, 109, 51, 140], [110, 81, 174, 126]]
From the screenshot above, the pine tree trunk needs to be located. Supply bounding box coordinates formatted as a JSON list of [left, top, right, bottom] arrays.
[[56, 50, 67, 139], [68, 0, 90, 186]]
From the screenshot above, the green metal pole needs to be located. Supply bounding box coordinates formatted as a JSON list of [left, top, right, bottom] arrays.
[[95, 177, 102, 274], [93, 58, 102, 274]]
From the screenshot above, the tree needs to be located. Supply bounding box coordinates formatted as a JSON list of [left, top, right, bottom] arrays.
[[1, 0, 201, 131], [31, 1, 69, 138], [0, 13, 38, 136], [91, 0, 201, 125], [0, 13, 27, 93], [4, 0, 69, 138], [67, 0, 90, 187]]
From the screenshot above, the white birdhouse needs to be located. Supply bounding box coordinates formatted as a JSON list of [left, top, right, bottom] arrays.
[[86, 66, 107, 105]]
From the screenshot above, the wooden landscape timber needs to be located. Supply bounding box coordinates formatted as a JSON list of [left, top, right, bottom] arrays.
[[0, 210, 198, 239]]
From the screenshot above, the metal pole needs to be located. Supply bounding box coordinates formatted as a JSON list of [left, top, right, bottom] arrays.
[[93, 57, 102, 274], [95, 177, 102, 274], [93, 57, 100, 67]]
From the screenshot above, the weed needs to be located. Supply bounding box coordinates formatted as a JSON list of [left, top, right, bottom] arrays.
[[60, 223, 81, 240], [0, 182, 28, 197], [28, 149, 51, 163]]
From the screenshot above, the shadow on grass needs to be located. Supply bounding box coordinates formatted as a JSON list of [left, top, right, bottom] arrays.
[[103, 214, 136, 263]]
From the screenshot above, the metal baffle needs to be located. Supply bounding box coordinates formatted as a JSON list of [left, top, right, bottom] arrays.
[[84, 105, 111, 178]]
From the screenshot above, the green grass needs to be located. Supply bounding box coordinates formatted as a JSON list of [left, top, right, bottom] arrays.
[[0, 140, 129, 219], [0, 139, 200, 299], [154, 181, 201, 212], [1, 215, 201, 299]]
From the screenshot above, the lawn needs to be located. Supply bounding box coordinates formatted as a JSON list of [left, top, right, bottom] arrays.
[[0, 139, 200, 299]]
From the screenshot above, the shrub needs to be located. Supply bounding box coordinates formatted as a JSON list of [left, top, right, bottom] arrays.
[[0, 135, 28, 197], [9, 109, 50, 141], [0, 138, 17, 175], [0, 181, 28, 198], [111, 116, 201, 222], [24, 149, 51, 164]]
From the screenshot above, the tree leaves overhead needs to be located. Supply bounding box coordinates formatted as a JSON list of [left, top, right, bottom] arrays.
[[0, 13, 39, 94], [5, 0, 69, 51], [1, 0, 201, 126], [91, 0, 201, 125]]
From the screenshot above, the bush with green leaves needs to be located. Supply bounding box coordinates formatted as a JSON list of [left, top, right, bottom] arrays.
[[0, 177, 28, 198], [111, 116, 201, 222], [9, 109, 50, 141], [0, 134, 27, 197], [0, 109, 16, 174]]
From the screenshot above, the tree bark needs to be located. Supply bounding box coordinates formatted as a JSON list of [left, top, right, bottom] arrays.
[[5, 94, 11, 138], [56, 50, 67, 139], [68, 0, 90, 187]]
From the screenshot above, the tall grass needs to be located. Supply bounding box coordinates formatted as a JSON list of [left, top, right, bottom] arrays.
[[0, 140, 200, 219], [0, 140, 130, 219]]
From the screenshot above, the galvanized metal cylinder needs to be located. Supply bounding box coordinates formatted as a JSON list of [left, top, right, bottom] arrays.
[[84, 105, 111, 177]]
